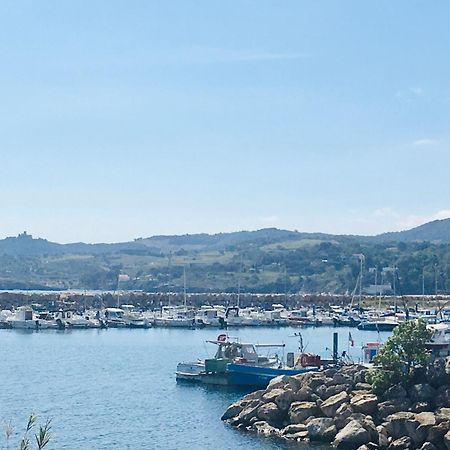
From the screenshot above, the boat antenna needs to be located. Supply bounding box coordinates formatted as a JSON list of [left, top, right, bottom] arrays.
[[237, 253, 243, 309], [291, 332, 306, 352]]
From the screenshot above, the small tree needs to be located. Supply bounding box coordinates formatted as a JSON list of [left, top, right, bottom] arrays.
[[367, 319, 433, 394]]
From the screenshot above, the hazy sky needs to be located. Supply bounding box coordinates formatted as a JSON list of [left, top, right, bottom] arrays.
[[1, 1, 449, 243]]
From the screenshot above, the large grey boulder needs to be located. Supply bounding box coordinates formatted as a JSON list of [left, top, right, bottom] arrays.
[[427, 422, 450, 446], [388, 436, 412, 449], [252, 421, 278, 436], [376, 425, 389, 449], [350, 414, 378, 443], [306, 373, 332, 391], [280, 423, 307, 435], [221, 400, 247, 420], [267, 375, 299, 392], [262, 388, 285, 403], [385, 412, 429, 442], [356, 445, 378, 450], [288, 401, 318, 424], [307, 417, 337, 441], [351, 393, 379, 415], [341, 365, 365, 378], [420, 443, 438, 450], [275, 388, 295, 411], [257, 402, 283, 427], [242, 389, 264, 402], [404, 418, 427, 447], [435, 386, 450, 408], [411, 402, 432, 413], [384, 412, 416, 440], [280, 423, 309, 441], [331, 372, 353, 386], [415, 412, 437, 427], [384, 384, 407, 400], [377, 399, 411, 419], [334, 403, 353, 430], [409, 384, 437, 403], [294, 386, 314, 401], [444, 430, 450, 450], [320, 384, 348, 400], [427, 357, 450, 388], [353, 369, 368, 384], [333, 420, 370, 449], [436, 407, 450, 423], [321, 391, 349, 417], [237, 403, 260, 425], [323, 368, 338, 378]]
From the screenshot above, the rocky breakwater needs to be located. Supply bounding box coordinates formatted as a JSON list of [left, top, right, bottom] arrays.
[[221, 358, 450, 450]]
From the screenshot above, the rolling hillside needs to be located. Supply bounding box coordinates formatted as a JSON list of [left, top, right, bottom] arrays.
[[0, 219, 449, 293]]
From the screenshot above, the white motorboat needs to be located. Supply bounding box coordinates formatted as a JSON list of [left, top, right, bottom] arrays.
[[195, 306, 225, 327], [104, 308, 127, 328], [153, 306, 195, 328], [426, 323, 450, 359], [55, 310, 102, 329], [7, 307, 40, 329], [121, 305, 150, 328]]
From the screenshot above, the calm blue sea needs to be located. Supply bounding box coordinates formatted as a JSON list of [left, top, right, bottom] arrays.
[[0, 326, 390, 450]]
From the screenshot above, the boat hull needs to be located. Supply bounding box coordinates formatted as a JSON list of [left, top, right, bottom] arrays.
[[357, 322, 398, 331], [225, 363, 318, 387], [175, 362, 205, 382]]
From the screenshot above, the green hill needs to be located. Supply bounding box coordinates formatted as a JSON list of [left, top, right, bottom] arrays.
[[0, 219, 450, 294], [377, 218, 450, 243]]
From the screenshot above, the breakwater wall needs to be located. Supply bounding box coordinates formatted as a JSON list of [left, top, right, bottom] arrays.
[[0, 291, 448, 312]]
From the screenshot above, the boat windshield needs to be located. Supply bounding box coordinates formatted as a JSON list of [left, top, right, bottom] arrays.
[[214, 343, 258, 362]]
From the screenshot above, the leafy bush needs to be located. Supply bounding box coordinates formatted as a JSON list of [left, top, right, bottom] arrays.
[[367, 319, 433, 394]]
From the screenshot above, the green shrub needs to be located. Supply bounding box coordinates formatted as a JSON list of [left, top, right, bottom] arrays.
[[367, 319, 433, 393]]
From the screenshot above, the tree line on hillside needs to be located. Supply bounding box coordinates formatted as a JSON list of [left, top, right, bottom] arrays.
[[1, 239, 450, 294]]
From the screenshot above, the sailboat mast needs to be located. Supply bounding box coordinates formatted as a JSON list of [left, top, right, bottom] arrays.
[[422, 266, 425, 296], [359, 255, 363, 305], [237, 254, 243, 309], [183, 266, 187, 307], [116, 274, 120, 308], [237, 278, 241, 309]]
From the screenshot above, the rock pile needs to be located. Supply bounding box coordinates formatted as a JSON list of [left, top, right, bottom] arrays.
[[221, 357, 450, 450]]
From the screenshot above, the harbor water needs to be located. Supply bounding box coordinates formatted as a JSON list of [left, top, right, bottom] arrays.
[[0, 326, 391, 449]]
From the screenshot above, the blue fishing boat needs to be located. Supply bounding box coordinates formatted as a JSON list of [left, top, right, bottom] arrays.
[[225, 362, 318, 387], [176, 333, 321, 387]]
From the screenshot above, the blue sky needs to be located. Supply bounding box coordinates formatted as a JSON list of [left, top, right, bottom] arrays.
[[0, 1, 449, 242]]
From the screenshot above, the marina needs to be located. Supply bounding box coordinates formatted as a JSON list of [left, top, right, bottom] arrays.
[[1, 301, 449, 332]]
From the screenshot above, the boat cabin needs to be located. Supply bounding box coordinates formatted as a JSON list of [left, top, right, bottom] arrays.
[[105, 308, 125, 319], [214, 342, 259, 364], [426, 324, 450, 359], [362, 342, 381, 364]]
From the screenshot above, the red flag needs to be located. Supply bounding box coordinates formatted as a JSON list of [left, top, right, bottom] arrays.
[[348, 332, 355, 347]]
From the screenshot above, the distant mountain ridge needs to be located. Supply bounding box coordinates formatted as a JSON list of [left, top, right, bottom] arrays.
[[1, 218, 450, 256], [1, 220, 450, 294], [376, 218, 450, 243]]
